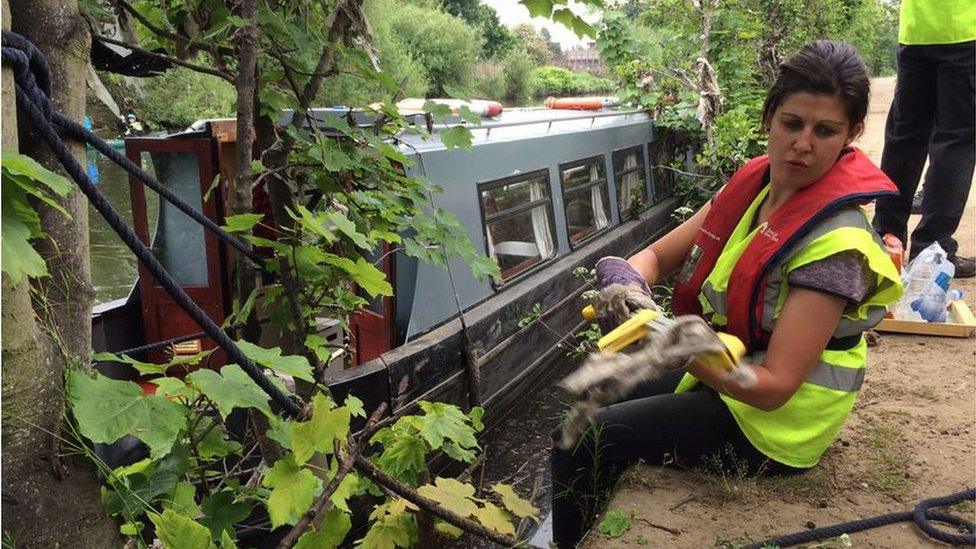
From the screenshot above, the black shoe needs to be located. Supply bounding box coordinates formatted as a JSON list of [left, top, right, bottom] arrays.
[[951, 255, 975, 279], [910, 191, 924, 215]]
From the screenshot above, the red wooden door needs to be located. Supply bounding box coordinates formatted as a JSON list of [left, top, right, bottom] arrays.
[[126, 138, 227, 367], [348, 243, 395, 365]]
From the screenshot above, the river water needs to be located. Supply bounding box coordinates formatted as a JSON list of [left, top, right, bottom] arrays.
[[88, 148, 158, 304]]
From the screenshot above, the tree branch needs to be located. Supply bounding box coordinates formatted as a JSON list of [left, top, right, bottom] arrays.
[[92, 35, 234, 82], [277, 402, 390, 548], [113, 0, 235, 56], [354, 456, 519, 547]]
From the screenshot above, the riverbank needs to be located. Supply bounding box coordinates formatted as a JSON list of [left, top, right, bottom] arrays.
[[577, 76, 976, 548]]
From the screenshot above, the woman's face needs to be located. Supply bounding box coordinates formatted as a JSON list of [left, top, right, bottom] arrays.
[[766, 91, 862, 190]]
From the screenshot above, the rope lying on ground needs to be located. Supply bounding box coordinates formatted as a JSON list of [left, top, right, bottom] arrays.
[[744, 487, 976, 548], [2, 31, 302, 417]]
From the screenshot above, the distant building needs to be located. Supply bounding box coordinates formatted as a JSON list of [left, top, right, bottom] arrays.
[[553, 42, 607, 76]]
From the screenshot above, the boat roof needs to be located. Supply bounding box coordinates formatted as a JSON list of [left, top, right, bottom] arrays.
[[181, 106, 652, 152]]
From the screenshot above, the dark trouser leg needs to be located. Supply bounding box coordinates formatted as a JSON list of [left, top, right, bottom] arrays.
[[910, 41, 976, 260], [550, 375, 796, 548], [872, 45, 937, 245]]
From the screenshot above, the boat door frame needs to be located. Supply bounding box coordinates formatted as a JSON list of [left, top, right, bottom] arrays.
[[125, 137, 227, 362]]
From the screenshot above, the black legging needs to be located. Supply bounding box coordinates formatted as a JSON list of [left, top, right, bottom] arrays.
[[550, 370, 805, 547]]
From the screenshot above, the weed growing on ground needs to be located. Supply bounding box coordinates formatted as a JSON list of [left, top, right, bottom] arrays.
[[861, 423, 912, 498], [908, 385, 939, 401]]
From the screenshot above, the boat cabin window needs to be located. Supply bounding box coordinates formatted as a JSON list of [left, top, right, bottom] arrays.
[[560, 156, 610, 247], [478, 171, 556, 282], [648, 138, 675, 203], [143, 151, 209, 286], [612, 146, 648, 219]]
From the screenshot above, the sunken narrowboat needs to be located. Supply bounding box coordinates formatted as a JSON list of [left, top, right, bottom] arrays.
[[91, 104, 688, 423]]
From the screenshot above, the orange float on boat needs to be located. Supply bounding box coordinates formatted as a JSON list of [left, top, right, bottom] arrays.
[[545, 96, 620, 110], [396, 98, 503, 117]]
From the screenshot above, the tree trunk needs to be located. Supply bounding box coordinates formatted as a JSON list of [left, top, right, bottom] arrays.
[[2, 1, 119, 545]]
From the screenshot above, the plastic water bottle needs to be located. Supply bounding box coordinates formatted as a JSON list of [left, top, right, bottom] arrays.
[[910, 272, 951, 322], [947, 290, 965, 302]]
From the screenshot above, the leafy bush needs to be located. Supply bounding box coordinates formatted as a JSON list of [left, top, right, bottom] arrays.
[[473, 60, 506, 99], [390, 4, 482, 96], [502, 49, 538, 101], [136, 67, 236, 130], [532, 66, 612, 96]]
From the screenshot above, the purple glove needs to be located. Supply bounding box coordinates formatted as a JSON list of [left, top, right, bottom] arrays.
[[595, 256, 651, 295]]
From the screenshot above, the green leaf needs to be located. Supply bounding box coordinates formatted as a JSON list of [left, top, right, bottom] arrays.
[[456, 106, 482, 126], [222, 213, 264, 233], [421, 100, 453, 120], [294, 508, 351, 549], [416, 401, 479, 450], [416, 478, 480, 518], [2, 152, 72, 196], [67, 370, 185, 459], [372, 431, 427, 481], [552, 7, 576, 30], [357, 512, 415, 549], [218, 530, 237, 549], [93, 350, 213, 376], [262, 454, 321, 528], [1, 197, 47, 283], [166, 481, 202, 518], [200, 491, 251, 539], [291, 393, 350, 465], [149, 509, 211, 549], [196, 426, 243, 459], [344, 395, 365, 418], [186, 364, 273, 419], [597, 508, 632, 538], [522, 0, 554, 18], [473, 502, 515, 536], [120, 522, 143, 536], [572, 17, 597, 39], [439, 126, 473, 151], [150, 377, 200, 402], [305, 334, 333, 364], [492, 484, 538, 520], [469, 407, 485, 431], [349, 257, 392, 298], [434, 521, 463, 538], [236, 340, 314, 382], [324, 210, 370, 249], [329, 472, 358, 513]]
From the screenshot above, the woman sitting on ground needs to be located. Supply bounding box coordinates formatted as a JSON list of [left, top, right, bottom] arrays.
[[551, 40, 904, 547]]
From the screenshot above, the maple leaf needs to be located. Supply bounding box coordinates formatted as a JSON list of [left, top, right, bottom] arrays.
[[492, 484, 538, 520], [416, 477, 480, 519]]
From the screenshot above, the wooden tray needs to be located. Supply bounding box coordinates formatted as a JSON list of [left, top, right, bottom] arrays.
[[875, 300, 976, 337]]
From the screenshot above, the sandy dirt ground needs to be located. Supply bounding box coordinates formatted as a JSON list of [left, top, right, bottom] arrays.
[[582, 77, 976, 548]]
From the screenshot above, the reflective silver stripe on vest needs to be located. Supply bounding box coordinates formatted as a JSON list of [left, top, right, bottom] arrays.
[[701, 279, 727, 315], [752, 352, 864, 392], [834, 306, 887, 337]]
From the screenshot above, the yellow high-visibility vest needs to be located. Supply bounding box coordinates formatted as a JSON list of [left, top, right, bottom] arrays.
[[675, 186, 903, 468], [900, 0, 976, 45]]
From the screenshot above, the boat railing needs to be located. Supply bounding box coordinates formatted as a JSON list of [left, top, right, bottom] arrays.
[[429, 110, 647, 139]]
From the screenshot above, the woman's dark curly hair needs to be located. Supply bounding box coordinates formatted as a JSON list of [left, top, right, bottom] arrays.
[[762, 40, 870, 129]]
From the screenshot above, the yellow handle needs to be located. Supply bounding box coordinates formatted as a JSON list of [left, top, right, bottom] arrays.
[[698, 332, 746, 372], [582, 304, 596, 321], [596, 309, 661, 352]]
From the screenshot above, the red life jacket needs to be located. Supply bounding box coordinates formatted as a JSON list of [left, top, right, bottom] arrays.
[[671, 147, 897, 351]]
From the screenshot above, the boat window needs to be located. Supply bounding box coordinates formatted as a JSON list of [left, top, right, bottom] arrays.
[[560, 157, 610, 247], [612, 146, 647, 219], [143, 151, 209, 286], [479, 171, 556, 282], [648, 138, 675, 203]]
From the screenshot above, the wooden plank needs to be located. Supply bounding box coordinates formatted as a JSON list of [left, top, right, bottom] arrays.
[[875, 300, 976, 337]]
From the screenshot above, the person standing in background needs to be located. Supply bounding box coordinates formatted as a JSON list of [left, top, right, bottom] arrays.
[[871, 0, 976, 278]]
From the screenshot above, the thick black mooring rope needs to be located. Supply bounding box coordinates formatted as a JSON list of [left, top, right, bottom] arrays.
[[744, 487, 975, 548], [2, 31, 301, 417]]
